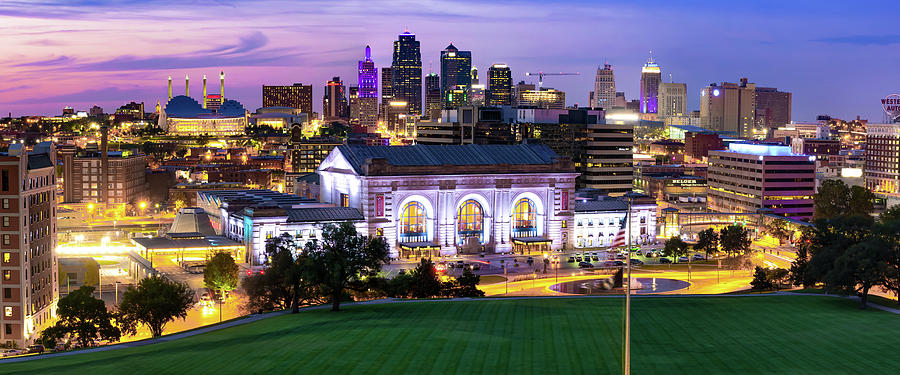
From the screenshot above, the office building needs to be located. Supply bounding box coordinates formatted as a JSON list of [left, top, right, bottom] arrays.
[[290, 125, 343, 174], [469, 67, 485, 106], [60, 148, 149, 205], [518, 88, 566, 109], [582, 109, 635, 196], [487, 64, 512, 106], [755, 87, 792, 129], [417, 106, 513, 145], [707, 143, 815, 221], [640, 55, 661, 114], [348, 87, 360, 129], [700, 78, 758, 138], [684, 131, 724, 162], [657, 82, 687, 119], [514, 81, 534, 107], [380, 67, 393, 120], [323, 77, 349, 121], [424, 73, 442, 120], [357, 45, 379, 132], [573, 194, 657, 248], [865, 123, 900, 193], [440, 43, 472, 108], [391, 30, 422, 115], [590, 63, 616, 110], [0, 143, 58, 347], [262, 83, 313, 115]]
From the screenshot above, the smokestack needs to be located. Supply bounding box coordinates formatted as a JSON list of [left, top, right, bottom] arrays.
[[185, 75, 190, 97], [220, 71, 225, 99], [100, 125, 109, 204], [202, 75, 207, 109], [168, 76, 172, 100]]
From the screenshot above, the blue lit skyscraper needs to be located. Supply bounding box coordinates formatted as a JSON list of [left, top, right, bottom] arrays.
[[640, 52, 661, 114], [358, 45, 379, 132]]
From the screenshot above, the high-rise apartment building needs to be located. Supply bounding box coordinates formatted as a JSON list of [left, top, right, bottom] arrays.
[[424, 73, 441, 120], [700, 78, 757, 138], [640, 55, 661, 114], [60, 148, 149, 205], [323, 77, 349, 121], [590, 63, 616, 110], [865, 123, 900, 194], [755, 87, 792, 129], [487, 64, 512, 106], [440, 43, 472, 108], [657, 82, 687, 119], [708, 143, 815, 221], [582, 110, 635, 195], [357, 45, 379, 133], [391, 30, 422, 115], [0, 143, 58, 348], [262, 83, 313, 115]]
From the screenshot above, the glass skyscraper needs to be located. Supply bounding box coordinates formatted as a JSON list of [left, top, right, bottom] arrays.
[[640, 54, 661, 114], [391, 30, 422, 115], [487, 64, 512, 106], [440, 43, 472, 108]]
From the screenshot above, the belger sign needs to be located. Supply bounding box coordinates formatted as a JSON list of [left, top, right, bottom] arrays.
[[883, 94, 900, 114]]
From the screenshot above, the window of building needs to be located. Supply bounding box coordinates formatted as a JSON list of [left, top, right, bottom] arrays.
[[1, 199, 7, 209], [4, 306, 11, 317], [513, 198, 536, 237], [2, 271, 9, 281], [5, 324, 11, 335], [2, 235, 8, 245], [457, 199, 484, 244], [375, 228, 384, 237], [1, 170, 7, 191], [2, 253, 9, 263], [340, 193, 349, 207], [3, 288, 10, 299], [399, 202, 426, 242], [1, 217, 6, 227]]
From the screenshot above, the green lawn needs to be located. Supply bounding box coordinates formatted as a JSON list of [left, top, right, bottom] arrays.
[[4, 295, 899, 374]]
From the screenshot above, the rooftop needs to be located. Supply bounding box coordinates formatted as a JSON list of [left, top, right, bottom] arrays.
[[724, 143, 806, 157]]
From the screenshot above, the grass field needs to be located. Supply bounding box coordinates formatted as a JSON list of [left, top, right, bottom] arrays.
[[4, 295, 899, 374]]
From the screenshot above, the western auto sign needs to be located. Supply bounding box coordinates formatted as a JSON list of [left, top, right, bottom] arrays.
[[883, 94, 900, 114]]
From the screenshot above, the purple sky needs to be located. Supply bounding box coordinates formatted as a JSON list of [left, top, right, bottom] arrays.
[[1, 0, 899, 121]]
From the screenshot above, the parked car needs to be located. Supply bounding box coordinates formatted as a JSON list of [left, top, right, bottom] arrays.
[[615, 253, 626, 260], [692, 254, 706, 261], [591, 255, 600, 261], [644, 251, 656, 258], [677, 256, 690, 263], [567, 256, 576, 263], [612, 260, 626, 267], [1, 348, 23, 357], [578, 261, 594, 268], [658, 258, 672, 264], [575, 256, 583, 262], [26, 344, 44, 354], [630, 259, 644, 266]]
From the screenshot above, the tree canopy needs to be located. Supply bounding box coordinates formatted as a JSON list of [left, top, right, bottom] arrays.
[[118, 276, 195, 337], [663, 236, 689, 260], [39, 286, 120, 348], [695, 228, 719, 258], [719, 225, 752, 257], [814, 180, 875, 220], [204, 252, 240, 300]]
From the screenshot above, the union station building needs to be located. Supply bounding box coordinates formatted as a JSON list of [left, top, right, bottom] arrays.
[[317, 144, 579, 258]]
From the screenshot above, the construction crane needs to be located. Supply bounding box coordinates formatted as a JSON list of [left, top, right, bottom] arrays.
[[524, 71, 580, 89]]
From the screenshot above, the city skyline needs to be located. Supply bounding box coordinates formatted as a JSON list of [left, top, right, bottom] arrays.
[[0, 0, 898, 120]]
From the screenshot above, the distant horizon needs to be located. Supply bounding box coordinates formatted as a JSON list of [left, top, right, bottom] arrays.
[[1, 0, 899, 121]]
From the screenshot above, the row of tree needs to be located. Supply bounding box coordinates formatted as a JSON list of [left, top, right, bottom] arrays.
[[40, 277, 194, 348], [664, 224, 752, 261], [790, 180, 900, 308]]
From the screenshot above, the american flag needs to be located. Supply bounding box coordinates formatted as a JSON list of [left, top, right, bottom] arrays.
[[611, 216, 627, 247]]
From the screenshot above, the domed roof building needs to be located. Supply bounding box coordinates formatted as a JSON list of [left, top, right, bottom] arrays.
[[161, 78, 247, 136]]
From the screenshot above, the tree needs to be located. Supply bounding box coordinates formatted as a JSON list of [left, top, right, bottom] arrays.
[[118, 276, 195, 337], [695, 228, 719, 259], [765, 219, 792, 244], [814, 179, 851, 220], [719, 225, 752, 257], [204, 252, 240, 300], [880, 204, 900, 223], [789, 231, 814, 287], [750, 266, 773, 291], [805, 215, 874, 287], [451, 268, 485, 298], [825, 238, 890, 309], [662, 236, 689, 260], [265, 234, 322, 313], [848, 185, 876, 217], [408, 258, 442, 298], [303, 222, 390, 311], [39, 286, 120, 348], [874, 220, 900, 305]]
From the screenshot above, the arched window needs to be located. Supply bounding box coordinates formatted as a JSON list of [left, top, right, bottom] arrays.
[[513, 198, 537, 237], [457, 199, 484, 244], [400, 202, 427, 242]]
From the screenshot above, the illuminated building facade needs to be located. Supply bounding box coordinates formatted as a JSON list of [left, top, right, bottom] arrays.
[[708, 143, 815, 221], [517, 89, 566, 109], [424, 73, 441, 120], [357, 45, 379, 132], [487, 64, 512, 106], [318, 144, 578, 258], [0, 143, 58, 347], [469, 67, 485, 106], [582, 110, 635, 196], [323, 77, 349, 121], [391, 30, 422, 115], [590, 63, 616, 110], [59, 147, 149, 205], [640, 55, 661, 114], [573, 194, 657, 248], [262, 83, 313, 116], [440, 43, 472, 108], [865, 123, 900, 194], [700, 78, 761, 139], [163, 95, 247, 136], [657, 82, 686, 119], [380, 67, 393, 118]]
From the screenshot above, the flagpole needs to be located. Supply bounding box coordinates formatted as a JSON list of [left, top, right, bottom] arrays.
[[624, 192, 635, 375]]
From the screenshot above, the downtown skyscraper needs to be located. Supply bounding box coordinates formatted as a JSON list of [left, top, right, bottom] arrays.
[[590, 63, 616, 110], [640, 53, 661, 114], [425, 72, 441, 120], [391, 30, 422, 116], [440, 43, 471, 108], [487, 64, 512, 106], [357, 45, 378, 132]]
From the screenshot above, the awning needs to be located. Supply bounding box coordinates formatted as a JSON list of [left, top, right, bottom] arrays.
[[511, 236, 552, 245], [398, 241, 441, 251]]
